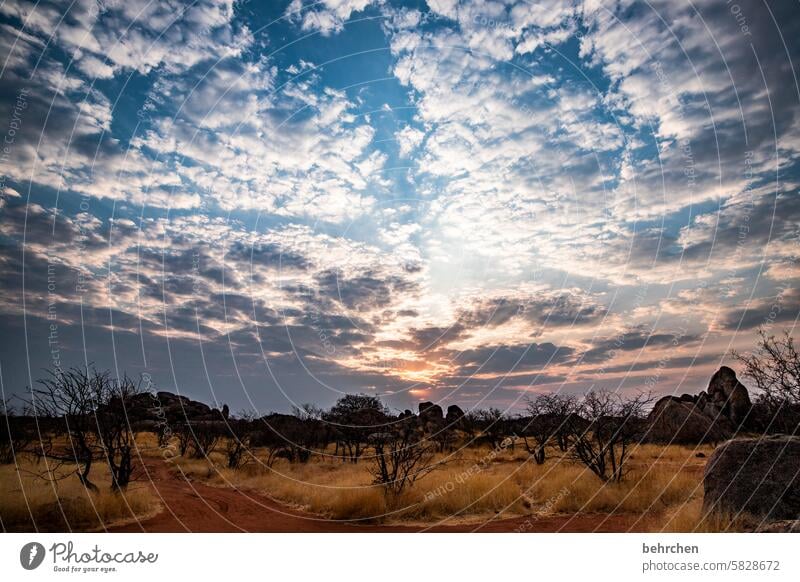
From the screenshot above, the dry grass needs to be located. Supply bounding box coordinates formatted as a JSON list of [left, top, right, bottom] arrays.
[[172, 444, 533, 522], [170, 441, 718, 528], [0, 455, 158, 532], [0, 434, 728, 531], [659, 498, 755, 533], [175, 453, 387, 520]]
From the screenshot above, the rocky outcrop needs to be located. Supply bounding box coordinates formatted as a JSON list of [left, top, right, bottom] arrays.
[[703, 435, 800, 521], [645, 366, 753, 444], [128, 391, 226, 423], [153, 391, 223, 421], [647, 397, 733, 444], [704, 366, 752, 425], [418, 402, 444, 423]]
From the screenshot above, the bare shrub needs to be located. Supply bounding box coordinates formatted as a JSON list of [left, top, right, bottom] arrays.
[[564, 390, 651, 483], [28, 367, 150, 492], [521, 393, 578, 464], [733, 329, 800, 433], [190, 421, 221, 458], [473, 408, 509, 449], [93, 375, 147, 491], [30, 368, 108, 492], [368, 419, 438, 495], [224, 413, 254, 470], [174, 422, 193, 456]]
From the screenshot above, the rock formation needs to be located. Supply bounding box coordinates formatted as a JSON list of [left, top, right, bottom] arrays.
[[418, 401, 444, 423], [645, 366, 753, 444], [703, 435, 800, 522], [704, 366, 752, 425], [647, 397, 733, 444]]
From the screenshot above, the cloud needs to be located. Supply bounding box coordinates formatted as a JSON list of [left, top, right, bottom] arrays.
[[135, 63, 383, 221], [1, 0, 251, 77], [286, 0, 381, 36], [314, 268, 419, 311], [719, 287, 800, 331], [452, 342, 574, 375], [460, 289, 607, 329], [580, 328, 703, 364]]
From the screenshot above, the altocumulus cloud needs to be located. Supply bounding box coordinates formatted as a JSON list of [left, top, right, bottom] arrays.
[[0, 0, 797, 412]]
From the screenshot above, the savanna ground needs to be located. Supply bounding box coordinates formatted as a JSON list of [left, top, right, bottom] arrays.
[[0, 433, 749, 532]]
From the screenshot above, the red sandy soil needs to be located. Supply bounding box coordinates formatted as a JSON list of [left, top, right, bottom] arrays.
[[108, 458, 642, 533]]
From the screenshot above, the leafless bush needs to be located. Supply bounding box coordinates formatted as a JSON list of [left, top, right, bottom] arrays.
[[564, 390, 651, 483], [733, 329, 800, 433], [521, 393, 578, 464], [368, 420, 438, 495], [175, 422, 194, 456], [473, 407, 509, 449], [29, 368, 108, 492], [224, 412, 255, 469], [28, 367, 149, 492], [93, 375, 147, 490], [190, 422, 221, 458]]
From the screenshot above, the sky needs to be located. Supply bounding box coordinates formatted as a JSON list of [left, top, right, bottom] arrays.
[[0, 0, 798, 415]]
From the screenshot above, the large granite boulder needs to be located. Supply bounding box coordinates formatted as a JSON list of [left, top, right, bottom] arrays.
[[705, 366, 752, 426], [703, 435, 800, 521], [126, 391, 223, 423], [418, 401, 444, 423], [155, 391, 218, 420], [647, 396, 733, 444], [645, 367, 753, 444]]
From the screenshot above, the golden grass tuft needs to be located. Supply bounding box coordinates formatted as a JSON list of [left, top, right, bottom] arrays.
[[658, 498, 755, 533], [522, 443, 709, 517]]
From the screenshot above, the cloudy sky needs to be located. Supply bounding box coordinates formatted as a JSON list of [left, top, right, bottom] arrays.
[[0, 0, 798, 414]]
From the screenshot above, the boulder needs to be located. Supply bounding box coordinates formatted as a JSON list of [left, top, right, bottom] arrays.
[[644, 367, 754, 444], [445, 404, 465, 425], [418, 401, 444, 423], [123, 391, 219, 422], [706, 366, 752, 426], [646, 396, 733, 444], [703, 435, 800, 521]]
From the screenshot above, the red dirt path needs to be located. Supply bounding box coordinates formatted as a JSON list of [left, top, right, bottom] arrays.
[[108, 458, 643, 533]]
